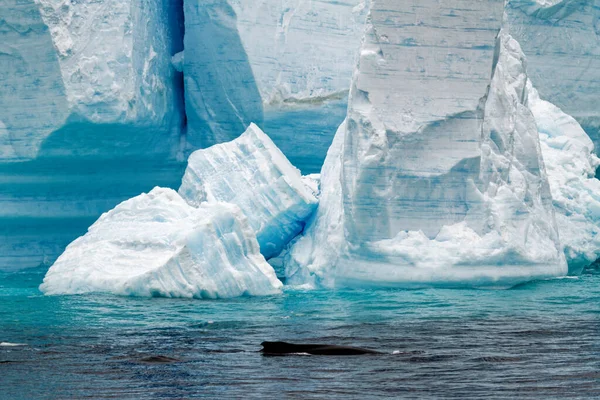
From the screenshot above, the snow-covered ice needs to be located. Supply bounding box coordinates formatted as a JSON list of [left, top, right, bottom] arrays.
[[529, 86, 600, 275], [285, 2, 567, 288], [40, 188, 282, 298], [179, 123, 318, 259]]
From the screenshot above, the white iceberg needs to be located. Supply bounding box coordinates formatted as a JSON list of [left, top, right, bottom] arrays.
[[285, 1, 567, 288], [179, 123, 318, 259], [529, 86, 600, 274], [40, 187, 282, 298]]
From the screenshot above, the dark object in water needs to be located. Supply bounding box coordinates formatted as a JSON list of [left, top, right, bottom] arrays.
[[139, 355, 181, 364], [261, 341, 381, 356]]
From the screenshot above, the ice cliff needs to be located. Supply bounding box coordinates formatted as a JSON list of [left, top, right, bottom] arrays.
[[182, 0, 369, 172], [41, 188, 282, 298], [505, 0, 600, 153], [1, 0, 185, 160], [286, 1, 568, 288]]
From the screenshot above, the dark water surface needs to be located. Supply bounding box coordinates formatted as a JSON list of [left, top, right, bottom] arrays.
[[1, 267, 599, 399]]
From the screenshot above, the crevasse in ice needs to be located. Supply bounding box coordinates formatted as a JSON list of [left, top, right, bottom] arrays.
[[179, 123, 318, 260], [40, 187, 283, 298]]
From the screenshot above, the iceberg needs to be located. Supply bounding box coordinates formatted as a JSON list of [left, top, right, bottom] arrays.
[[529, 86, 600, 275], [182, 0, 369, 172], [40, 188, 282, 298], [285, 2, 567, 288], [505, 0, 600, 152], [179, 123, 318, 259]]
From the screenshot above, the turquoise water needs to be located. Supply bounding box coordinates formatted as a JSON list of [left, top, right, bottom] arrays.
[[1, 267, 599, 399]]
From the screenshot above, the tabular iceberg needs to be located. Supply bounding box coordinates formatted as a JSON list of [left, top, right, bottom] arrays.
[[285, 1, 567, 288], [505, 0, 600, 152], [179, 123, 318, 259], [182, 0, 368, 172], [40, 188, 282, 298]]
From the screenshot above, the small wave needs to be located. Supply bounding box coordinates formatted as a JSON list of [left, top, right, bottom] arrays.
[[0, 342, 27, 347]]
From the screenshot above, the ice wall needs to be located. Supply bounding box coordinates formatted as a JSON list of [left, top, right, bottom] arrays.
[[0, 0, 186, 269], [41, 188, 283, 298], [505, 0, 600, 153], [286, 1, 567, 288], [342, 0, 504, 241], [183, 0, 369, 172]]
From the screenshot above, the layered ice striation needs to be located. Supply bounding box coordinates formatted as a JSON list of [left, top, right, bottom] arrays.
[[40, 188, 283, 298], [1, 0, 185, 159], [183, 0, 369, 172], [0, 0, 186, 269], [505, 0, 600, 153], [179, 123, 318, 260], [286, 1, 567, 288], [529, 86, 600, 275]]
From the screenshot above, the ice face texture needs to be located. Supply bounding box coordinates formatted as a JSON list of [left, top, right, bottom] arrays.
[[505, 0, 600, 153], [179, 123, 318, 259], [40, 188, 282, 298], [1, 0, 185, 159], [285, 1, 567, 288], [529, 86, 600, 275], [0, 0, 185, 269], [182, 0, 368, 172]]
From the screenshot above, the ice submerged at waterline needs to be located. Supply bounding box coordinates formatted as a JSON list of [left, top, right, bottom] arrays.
[[41, 114, 585, 298], [40, 124, 319, 298]]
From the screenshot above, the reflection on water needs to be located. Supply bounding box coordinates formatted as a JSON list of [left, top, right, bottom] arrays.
[[1, 267, 599, 399]]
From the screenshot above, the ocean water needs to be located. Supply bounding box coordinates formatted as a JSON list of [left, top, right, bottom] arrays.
[[1, 266, 599, 399]]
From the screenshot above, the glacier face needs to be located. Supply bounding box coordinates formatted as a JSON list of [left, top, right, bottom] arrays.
[[179, 123, 318, 259], [0, 0, 186, 270], [286, 1, 567, 288], [182, 0, 368, 172], [505, 0, 600, 153], [40, 187, 283, 298]]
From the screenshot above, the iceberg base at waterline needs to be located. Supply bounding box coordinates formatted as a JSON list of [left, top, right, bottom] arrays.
[[40, 188, 283, 299]]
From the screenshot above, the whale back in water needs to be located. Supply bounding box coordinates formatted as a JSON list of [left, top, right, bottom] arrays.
[[261, 341, 380, 356]]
